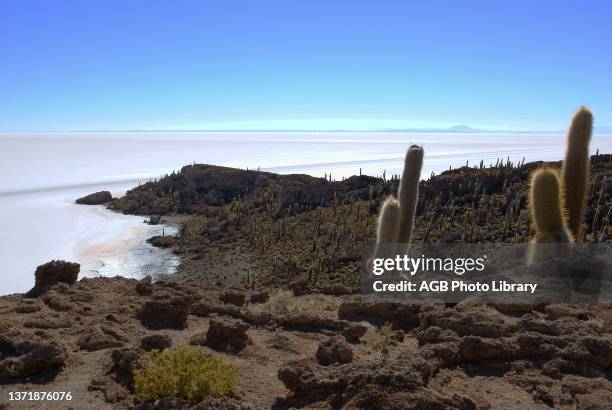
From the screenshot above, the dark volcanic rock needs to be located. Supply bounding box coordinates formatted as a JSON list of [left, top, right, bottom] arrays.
[[88, 377, 129, 403], [188, 332, 208, 346], [249, 291, 269, 304], [148, 215, 161, 225], [15, 299, 42, 313], [137, 297, 191, 330], [288, 278, 310, 296], [205, 317, 250, 352], [25, 260, 80, 297], [320, 283, 355, 296], [220, 290, 247, 307], [111, 347, 143, 389], [338, 298, 435, 329], [108, 163, 384, 216], [316, 335, 353, 365], [136, 284, 198, 330], [419, 305, 513, 338], [191, 301, 274, 326], [77, 326, 125, 351], [278, 313, 367, 340], [136, 276, 154, 296], [147, 235, 178, 248], [278, 353, 433, 407], [0, 335, 66, 383], [140, 334, 172, 351], [76, 190, 113, 205]]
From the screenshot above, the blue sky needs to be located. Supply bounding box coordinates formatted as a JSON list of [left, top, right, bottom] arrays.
[[1, 0, 611, 131]]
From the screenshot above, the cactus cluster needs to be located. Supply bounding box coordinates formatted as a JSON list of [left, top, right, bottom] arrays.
[[372, 145, 424, 260], [528, 107, 593, 262]]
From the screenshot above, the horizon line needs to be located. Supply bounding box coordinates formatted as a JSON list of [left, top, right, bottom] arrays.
[[2, 127, 612, 134]]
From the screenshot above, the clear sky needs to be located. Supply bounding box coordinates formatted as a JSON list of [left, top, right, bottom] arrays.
[[1, 0, 611, 131]]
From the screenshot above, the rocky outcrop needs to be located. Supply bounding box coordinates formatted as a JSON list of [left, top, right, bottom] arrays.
[[191, 301, 274, 326], [220, 290, 247, 307], [136, 282, 200, 330], [338, 298, 439, 329], [140, 334, 172, 351], [76, 191, 113, 205], [0, 335, 66, 383], [136, 276, 154, 295], [316, 336, 353, 365], [25, 260, 80, 297], [417, 303, 612, 380], [111, 347, 143, 389], [287, 278, 310, 296], [137, 297, 191, 330], [276, 353, 454, 408], [88, 376, 129, 403], [147, 235, 178, 248], [203, 317, 250, 352], [106, 162, 388, 217], [320, 283, 356, 296], [249, 291, 269, 304], [77, 326, 126, 351], [278, 313, 367, 340], [148, 215, 162, 225], [191, 301, 367, 339]]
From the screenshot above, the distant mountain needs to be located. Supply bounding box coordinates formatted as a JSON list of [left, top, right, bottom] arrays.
[[374, 125, 486, 133], [446, 125, 484, 132]]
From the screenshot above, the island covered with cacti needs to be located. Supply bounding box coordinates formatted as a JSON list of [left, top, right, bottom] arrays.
[[1, 108, 611, 409]]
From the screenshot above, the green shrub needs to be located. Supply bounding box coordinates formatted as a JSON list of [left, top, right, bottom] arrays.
[[133, 345, 238, 404]]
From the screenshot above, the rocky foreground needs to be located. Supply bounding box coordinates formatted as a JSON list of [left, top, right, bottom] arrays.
[[1, 154, 611, 409], [2, 260, 612, 409]]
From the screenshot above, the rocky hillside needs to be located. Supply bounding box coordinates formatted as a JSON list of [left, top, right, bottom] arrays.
[[109, 164, 379, 217], [112, 154, 611, 289]]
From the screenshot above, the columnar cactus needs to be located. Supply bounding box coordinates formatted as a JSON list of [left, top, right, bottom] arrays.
[[528, 167, 573, 244], [397, 145, 425, 244], [528, 107, 592, 263], [561, 107, 593, 238], [375, 197, 400, 245], [372, 145, 424, 260]]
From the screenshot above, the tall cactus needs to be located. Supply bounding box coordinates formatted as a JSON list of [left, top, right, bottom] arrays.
[[372, 145, 424, 260], [372, 197, 400, 259], [527, 107, 592, 263], [397, 145, 425, 244], [376, 197, 400, 245], [528, 167, 572, 243], [562, 107, 593, 239], [527, 167, 573, 264]]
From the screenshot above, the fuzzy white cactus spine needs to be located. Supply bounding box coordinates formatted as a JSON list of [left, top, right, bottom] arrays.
[[397, 145, 425, 244], [527, 167, 573, 264], [372, 145, 424, 261], [562, 106, 593, 239], [376, 197, 400, 245], [372, 196, 400, 260], [529, 167, 573, 243]]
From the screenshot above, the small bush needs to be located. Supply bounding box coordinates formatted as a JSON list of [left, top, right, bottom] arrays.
[[263, 290, 336, 316], [181, 217, 207, 238], [264, 289, 297, 315], [366, 322, 393, 355], [133, 345, 238, 404]]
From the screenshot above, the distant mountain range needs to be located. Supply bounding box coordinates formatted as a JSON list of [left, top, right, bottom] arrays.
[[375, 125, 612, 134]]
